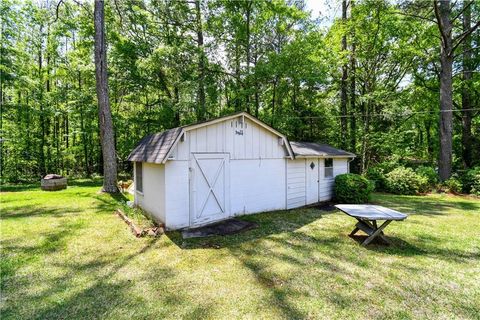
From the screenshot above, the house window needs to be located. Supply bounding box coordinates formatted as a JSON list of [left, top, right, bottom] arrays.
[[324, 158, 333, 178], [135, 162, 143, 193]]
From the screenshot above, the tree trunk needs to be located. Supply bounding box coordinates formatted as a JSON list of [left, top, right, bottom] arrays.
[[340, 0, 348, 149], [349, 0, 356, 154], [245, 1, 252, 114], [360, 82, 369, 173], [271, 78, 277, 127], [94, 0, 118, 193], [253, 39, 260, 118], [195, 0, 206, 121], [461, 1, 473, 168], [235, 39, 241, 111], [425, 119, 434, 163], [435, 0, 454, 181], [38, 25, 46, 177]]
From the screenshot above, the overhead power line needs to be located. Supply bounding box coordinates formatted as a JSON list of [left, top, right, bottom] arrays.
[[284, 108, 480, 119]]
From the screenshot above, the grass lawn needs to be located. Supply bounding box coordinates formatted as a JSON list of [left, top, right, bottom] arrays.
[[1, 181, 479, 319]]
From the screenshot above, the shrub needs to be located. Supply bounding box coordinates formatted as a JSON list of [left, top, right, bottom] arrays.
[[443, 176, 462, 194], [385, 167, 430, 195], [335, 173, 374, 204], [415, 166, 438, 186], [365, 167, 387, 191], [461, 167, 480, 195]]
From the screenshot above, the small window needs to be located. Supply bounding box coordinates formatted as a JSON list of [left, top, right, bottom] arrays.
[[324, 158, 333, 178], [135, 162, 143, 193]]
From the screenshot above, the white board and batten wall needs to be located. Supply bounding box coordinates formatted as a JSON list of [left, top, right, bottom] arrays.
[[131, 113, 353, 230]]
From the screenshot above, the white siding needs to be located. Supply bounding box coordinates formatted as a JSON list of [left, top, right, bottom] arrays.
[[333, 158, 349, 176], [230, 159, 286, 215], [175, 116, 287, 160], [164, 160, 190, 229], [135, 162, 166, 223], [133, 112, 352, 230], [287, 159, 306, 209], [319, 158, 349, 202]]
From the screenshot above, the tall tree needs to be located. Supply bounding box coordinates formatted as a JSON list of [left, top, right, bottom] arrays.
[[349, 0, 357, 154], [194, 0, 206, 121], [461, 0, 473, 168], [94, 0, 117, 192], [340, 0, 348, 149], [433, 0, 479, 180]]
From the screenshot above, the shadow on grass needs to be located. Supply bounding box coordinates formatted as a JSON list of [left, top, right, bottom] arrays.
[[2, 186, 479, 319], [166, 207, 331, 250], [163, 201, 480, 318], [0, 178, 103, 193], [1, 237, 199, 320], [93, 192, 129, 214], [1, 219, 87, 288], [0, 205, 83, 220], [164, 208, 361, 318], [0, 183, 40, 192]]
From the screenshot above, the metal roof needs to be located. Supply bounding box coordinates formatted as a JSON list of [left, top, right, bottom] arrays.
[[290, 141, 355, 158]]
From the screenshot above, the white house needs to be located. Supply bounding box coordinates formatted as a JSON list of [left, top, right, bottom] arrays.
[[127, 112, 355, 230]]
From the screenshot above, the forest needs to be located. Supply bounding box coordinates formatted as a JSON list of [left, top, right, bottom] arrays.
[[1, 0, 479, 189]]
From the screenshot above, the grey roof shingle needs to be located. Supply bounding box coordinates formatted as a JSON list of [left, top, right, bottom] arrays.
[[290, 141, 355, 157], [127, 127, 182, 164]]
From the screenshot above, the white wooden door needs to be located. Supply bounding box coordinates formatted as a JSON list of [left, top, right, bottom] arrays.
[[190, 153, 230, 226], [286, 159, 306, 209], [306, 159, 319, 205]]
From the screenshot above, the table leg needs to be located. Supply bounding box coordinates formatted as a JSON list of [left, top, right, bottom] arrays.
[[362, 220, 392, 246], [362, 220, 390, 244], [350, 227, 360, 236]]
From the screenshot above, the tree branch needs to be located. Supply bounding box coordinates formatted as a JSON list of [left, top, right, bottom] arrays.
[[451, 0, 473, 22], [453, 45, 479, 58], [433, 0, 448, 46], [395, 11, 436, 24], [54, 0, 64, 22], [452, 20, 480, 53]]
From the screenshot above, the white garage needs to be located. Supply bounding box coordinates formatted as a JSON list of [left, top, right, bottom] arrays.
[[127, 112, 355, 230]]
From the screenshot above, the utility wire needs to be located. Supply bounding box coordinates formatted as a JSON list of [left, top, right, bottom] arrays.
[[280, 108, 480, 119]]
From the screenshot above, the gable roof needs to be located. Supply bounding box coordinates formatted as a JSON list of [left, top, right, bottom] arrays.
[[290, 141, 355, 158], [127, 127, 182, 164], [127, 112, 295, 163]]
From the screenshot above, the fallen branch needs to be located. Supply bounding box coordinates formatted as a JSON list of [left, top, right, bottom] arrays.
[[115, 209, 164, 238], [116, 209, 144, 237]]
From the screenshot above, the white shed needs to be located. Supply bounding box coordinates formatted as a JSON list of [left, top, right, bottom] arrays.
[[127, 112, 355, 230]]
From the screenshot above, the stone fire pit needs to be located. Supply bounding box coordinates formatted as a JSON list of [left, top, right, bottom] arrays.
[[41, 174, 67, 191]]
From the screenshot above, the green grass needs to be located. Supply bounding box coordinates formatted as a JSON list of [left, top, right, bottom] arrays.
[[1, 181, 479, 319]]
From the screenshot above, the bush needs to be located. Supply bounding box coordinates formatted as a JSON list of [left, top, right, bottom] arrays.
[[461, 167, 480, 195], [415, 166, 438, 186], [335, 173, 374, 204], [385, 167, 430, 195], [365, 167, 387, 191], [443, 176, 462, 194]]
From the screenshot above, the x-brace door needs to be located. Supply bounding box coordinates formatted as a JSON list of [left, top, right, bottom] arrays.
[[190, 153, 230, 226]]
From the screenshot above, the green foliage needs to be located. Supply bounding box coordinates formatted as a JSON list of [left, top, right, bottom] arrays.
[[415, 166, 439, 186], [461, 167, 480, 195], [1, 0, 479, 183], [365, 167, 388, 191], [334, 173, 374, 204], [443, 176, 463, 194], [385, 167, 430, 195]]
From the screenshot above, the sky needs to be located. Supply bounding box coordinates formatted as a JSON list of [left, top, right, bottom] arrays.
[[304, 0, 342, 27]]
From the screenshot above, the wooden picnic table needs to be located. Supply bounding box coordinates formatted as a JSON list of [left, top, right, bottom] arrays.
[[335, 204, 408, 246]]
